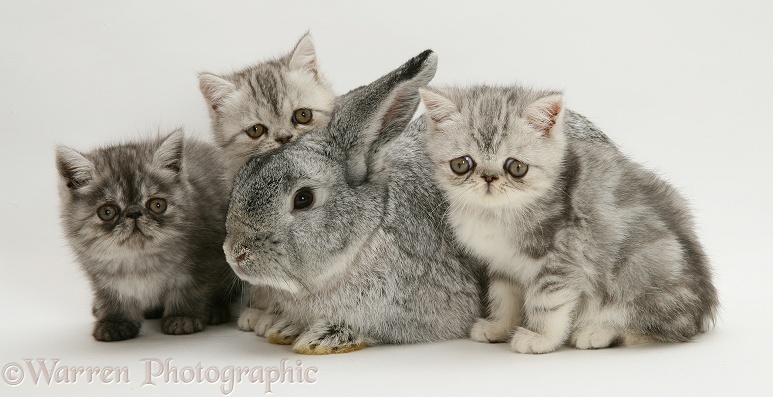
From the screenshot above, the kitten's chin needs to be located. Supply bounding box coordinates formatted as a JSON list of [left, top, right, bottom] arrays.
[[473, 188, 514, 208], [118, 226, 166, 249], [119, 230, 149, 246]]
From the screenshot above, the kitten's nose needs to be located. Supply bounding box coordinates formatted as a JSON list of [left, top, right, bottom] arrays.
[[125, 205, 143, 219], [275, 134, 292, 144], [482, 175, 499, 183]]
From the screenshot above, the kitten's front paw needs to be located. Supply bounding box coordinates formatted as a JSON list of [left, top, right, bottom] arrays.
[[470, 317, 512, 343], [510, 327, 561, 354], [572, 326, 620, 350], [93, 320, 141, 342], [292, 322, 366, 355], [208, 305, 231, 325], [237, 308, 264, 332], [161, 316, 205, 335], [254, 313, 277, 337], [266, 318, 303, 345]]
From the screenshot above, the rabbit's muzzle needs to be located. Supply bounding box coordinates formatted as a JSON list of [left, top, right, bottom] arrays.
[[223, 232, 288, 278]]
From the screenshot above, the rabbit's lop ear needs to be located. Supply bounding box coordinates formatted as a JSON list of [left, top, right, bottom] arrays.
[[332, 50, 438, 185]]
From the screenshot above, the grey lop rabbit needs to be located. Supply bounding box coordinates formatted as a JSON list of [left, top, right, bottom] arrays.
[[223, 50, 485, 354]]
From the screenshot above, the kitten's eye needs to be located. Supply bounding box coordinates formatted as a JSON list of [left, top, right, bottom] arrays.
[[292, 108, 313, 125], [292, 188, 314, 211], [504, 158, 529, 178], [450, 156, 475, 175], [245, 124, 268, 139], [146, 198, 167, 214], [97, 204, 119, 221]]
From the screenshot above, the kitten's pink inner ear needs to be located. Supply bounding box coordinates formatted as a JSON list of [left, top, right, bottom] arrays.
[[525, 94, 564, 136], [420, 89, 458, 125], [289, 34, 319, 77], [56, 146, 94, 189], [199, 74, 236, 111], [154, 130, 185, 173]]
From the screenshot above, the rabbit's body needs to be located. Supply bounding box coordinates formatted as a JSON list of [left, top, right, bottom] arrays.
[[224, 51, 483, 354]]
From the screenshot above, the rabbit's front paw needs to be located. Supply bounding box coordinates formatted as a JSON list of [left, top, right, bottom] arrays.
[[292, 321, 366, 355], [510, 327, 561, 354], [266, 318, 303, 345], [237, 307, 264, 332], [470, 317, 512, 343], [254, 312, 278, 337]]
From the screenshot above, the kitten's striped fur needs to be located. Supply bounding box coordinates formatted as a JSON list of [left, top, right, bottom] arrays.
[[422, 85, 718, 353], [199, 34, 335, 183]]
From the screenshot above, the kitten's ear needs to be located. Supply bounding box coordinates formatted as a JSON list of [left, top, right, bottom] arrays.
[[56, 146, 94, 189], [288, 33, 319, 77], [420, 88, 459, 128], [153, 129, 185, 173], [199, 73, 236, 111], [332, 50, 437, 185], [524, 94, 564, 137]]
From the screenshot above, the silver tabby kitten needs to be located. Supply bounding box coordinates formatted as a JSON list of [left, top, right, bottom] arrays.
[[198, 34, 335, 336], [56, 129, 237, 341], [421, 85, 718, 354], [198, 33, 335, 183]]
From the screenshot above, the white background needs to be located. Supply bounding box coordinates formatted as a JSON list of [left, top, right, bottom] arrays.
[[1, 0, 771, 396]]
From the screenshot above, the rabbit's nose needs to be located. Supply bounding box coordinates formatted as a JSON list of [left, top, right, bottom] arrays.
[[235, 253, 246, 263]]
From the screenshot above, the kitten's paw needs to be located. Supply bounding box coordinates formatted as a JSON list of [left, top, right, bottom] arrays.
[[470, 317, 512, 343], [572, 327, 620, 350], [208, 305, 230, 325], [510, 327, 561, 354], [266, 318, 303, 345], [237, 308, 264, 332], [254, 313, 277, 337], [292, 322, 366, 355], [92, 320, 141, 342], [161, 316, 205, 335]]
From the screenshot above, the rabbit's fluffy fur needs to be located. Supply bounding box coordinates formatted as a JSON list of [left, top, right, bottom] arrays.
[[223, 51, 485, 354]]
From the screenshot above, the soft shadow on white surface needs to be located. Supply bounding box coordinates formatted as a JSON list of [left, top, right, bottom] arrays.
[[1, 1, 771, 396]]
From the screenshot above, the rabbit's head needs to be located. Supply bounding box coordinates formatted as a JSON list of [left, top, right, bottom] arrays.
[[223, 50, 438, 295]]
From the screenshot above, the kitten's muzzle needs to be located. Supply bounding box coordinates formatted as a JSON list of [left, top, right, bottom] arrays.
[[482, 175, 499, 183], [275, 134, 292, 144], [125, 205, 143, 219]]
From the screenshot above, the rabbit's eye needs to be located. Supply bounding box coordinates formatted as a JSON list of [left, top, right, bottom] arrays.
[[293, 188, 314, 211], [245, 124, 268, 139], [504, 158, 528, 178], [292, 108, 313, 125], [450, 156, 475, 175], [97, 204, 119, 221]]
